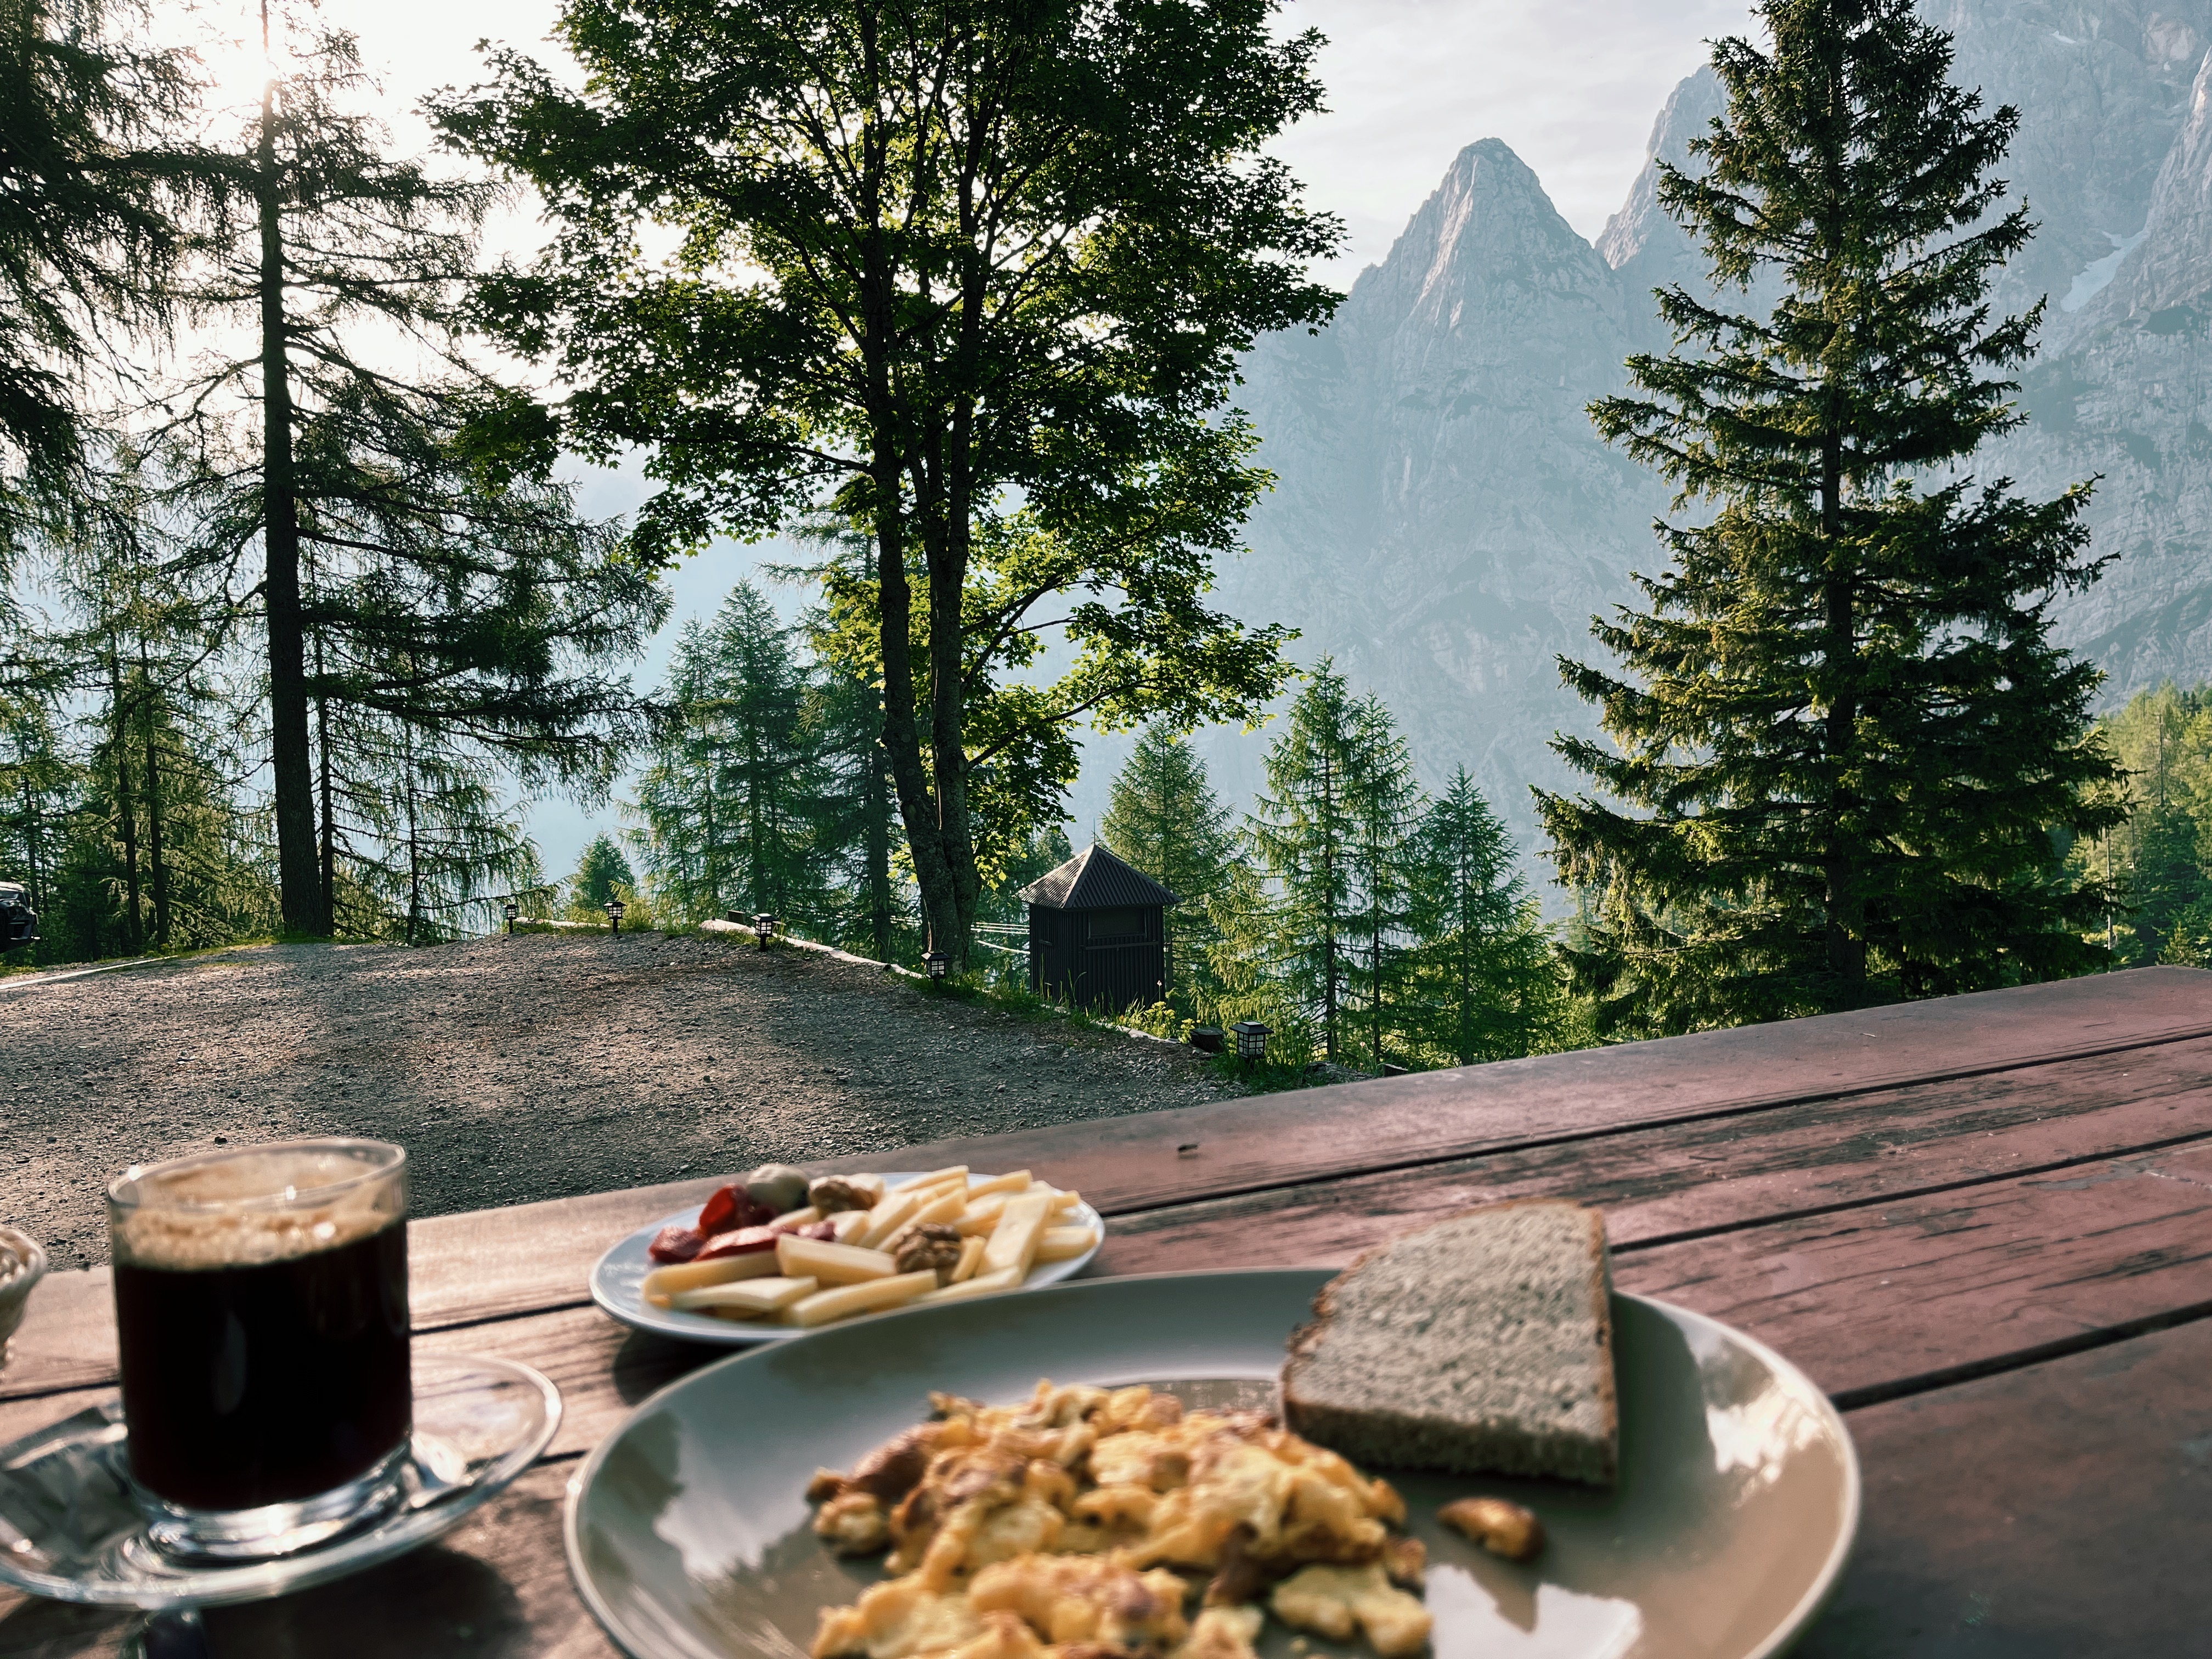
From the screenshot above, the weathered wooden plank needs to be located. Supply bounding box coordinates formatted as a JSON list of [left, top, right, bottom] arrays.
[[1799, 1316, 2212, 1657], [7, 968, 2202, 1404], [1104, 1144, 2212, 1403], [1092, 1040, 2212, 1274], [12, 1131, 2208, 1512], [0, 1457, 620, 1659], [813, 966, 2212, 1215], [10, 1039, 2210, 1408]]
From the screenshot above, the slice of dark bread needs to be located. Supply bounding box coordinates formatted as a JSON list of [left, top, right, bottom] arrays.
[[1280, 1199, 1617, 1485]]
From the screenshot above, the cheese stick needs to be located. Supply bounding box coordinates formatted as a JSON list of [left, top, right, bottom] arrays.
[[670, 1276, 818, 1315], [642, 1251, 780, 1304], [888, 1166, 969, 1193], [913, 1265, 1023, 1306], [982, 1192, 1054, 1279], [777, 1234, 899, 1285], [855, 1187, 929, 1250], [962, 1170, 1031, 1201], [1034, 1224, 1099, 1263], [781, 1269, 939, 1327], [950, 1234, 986, 1284]]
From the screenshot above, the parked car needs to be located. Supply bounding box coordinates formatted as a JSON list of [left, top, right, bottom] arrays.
[[0, 884, 36, 947]]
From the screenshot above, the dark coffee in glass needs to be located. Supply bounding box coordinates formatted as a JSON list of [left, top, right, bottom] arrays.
[[108, 1141, 412, 1558]]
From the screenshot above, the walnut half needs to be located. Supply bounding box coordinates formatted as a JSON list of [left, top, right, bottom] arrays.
[[894, 1222, 966, 1276]]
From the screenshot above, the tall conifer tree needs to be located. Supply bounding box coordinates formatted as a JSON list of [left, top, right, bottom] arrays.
[[1103, 726, 1234, 1003], [1538, 0, 2124, 1035], [1405, 769, 1561, 1064]]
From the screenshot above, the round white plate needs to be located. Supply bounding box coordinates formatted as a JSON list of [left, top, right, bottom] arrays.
[[588, 1173, 1105, 1345], [567, 1269, 1859, 1659]]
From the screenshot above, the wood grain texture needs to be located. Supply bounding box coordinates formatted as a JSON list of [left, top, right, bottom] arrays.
[[1, 969, 2208, 1656], [814, 967, 2212, 1214], [1799, 1317, 2212, 1658], [1092, 1039, 2212, 1274]]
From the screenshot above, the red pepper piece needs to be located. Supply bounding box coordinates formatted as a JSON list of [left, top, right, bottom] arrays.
[[695, 1183, 742, 1237], [648, 1224, 704, 1263], [695, 1224, 781, 1261]]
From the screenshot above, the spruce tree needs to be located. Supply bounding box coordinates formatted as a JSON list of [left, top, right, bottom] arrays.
[[1244, 663, 1422, 1064], [630, 583, 820, 925], [571, 833, 634, 911], [1344, 695, 1423, 1068], [1405, 769, 1561, 1064], [1103, 726, 1235, 1003], [1538, 0, 2124, 1035]]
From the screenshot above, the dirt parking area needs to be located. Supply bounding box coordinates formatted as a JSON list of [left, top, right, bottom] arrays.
[[2, 931, 1238, 1268]]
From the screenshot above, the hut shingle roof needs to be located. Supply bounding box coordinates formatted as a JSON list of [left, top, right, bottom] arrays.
[[1017, 843, 1178, 910]]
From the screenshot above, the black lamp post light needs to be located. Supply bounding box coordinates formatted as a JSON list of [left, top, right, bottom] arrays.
[[923, 949, 949, 983], [606, 898, 625, 935], [753, 912, 777, 950], [503, 899, 520, 935], [1231, 1020, 1271, 1069]]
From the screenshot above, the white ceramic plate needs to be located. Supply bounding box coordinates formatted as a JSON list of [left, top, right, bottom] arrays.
[[567, 1269, 1860, 1659], [588, 1172, 1105, 1345]]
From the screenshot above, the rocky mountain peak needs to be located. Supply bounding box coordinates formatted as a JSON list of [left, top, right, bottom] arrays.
[[1344, 138, 1614, 346]]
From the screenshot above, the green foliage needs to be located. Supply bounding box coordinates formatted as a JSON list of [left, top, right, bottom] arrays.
[[439, 0, 1334, 966], [1402, 770, 1568, 1064], [629, 585, 822, 926], [1539, 0, 2124, 1037], [2069, 684, 2212, 965], [1239, 664, 1424, 1065], [569, 833, 634, 912], [0, 0, 196, 544], [1103, 725, 1234, 1006]]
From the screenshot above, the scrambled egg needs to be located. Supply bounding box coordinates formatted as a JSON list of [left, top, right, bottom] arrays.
[[808, 1381, 1431, 1659]]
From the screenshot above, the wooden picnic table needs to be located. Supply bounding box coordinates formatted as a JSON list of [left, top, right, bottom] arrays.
[[2, 964, 2209, 1656]]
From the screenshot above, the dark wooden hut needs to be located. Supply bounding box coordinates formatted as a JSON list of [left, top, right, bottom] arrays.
[[1018, 843, 1177, 1012]]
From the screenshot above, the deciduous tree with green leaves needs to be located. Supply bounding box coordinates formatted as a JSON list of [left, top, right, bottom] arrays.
[[1538, 0, 2124, 1036], [439, 0, 1334, 967]]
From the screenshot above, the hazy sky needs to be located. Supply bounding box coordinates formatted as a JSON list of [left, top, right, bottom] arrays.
[[179, 0, 1760, 873], [207, 0, 1761, 278]]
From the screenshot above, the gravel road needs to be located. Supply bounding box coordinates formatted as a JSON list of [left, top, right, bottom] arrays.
[[1, 931, 1239, 1269]]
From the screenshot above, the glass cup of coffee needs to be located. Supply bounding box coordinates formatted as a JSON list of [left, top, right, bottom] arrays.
[[106, 1139, 413, 1560]]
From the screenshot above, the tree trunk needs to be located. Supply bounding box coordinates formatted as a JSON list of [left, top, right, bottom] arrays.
[[313, 630, 335, 926], [259, 77, 326, 935], [108, 650, 144, 953], [138, 645, 171, 947], [866, 718, 894, 962]]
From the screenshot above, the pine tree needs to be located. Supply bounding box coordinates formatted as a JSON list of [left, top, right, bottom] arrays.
[[1103, 726, 1234, 1004], [1404, 769, 1562, 1064], [1246, 666, 1358, 1060], [571, 833, 633, 912], [1538, 0, 2125, 1036], [630, 583, 820, 926], [1244, 664, 1423, 1065], [161, 18, 660, 935], [805, 654, 905, 960], [1344, 695, 1423, 1068], [0, 0, 194, 543]]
